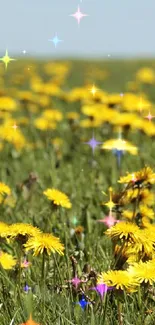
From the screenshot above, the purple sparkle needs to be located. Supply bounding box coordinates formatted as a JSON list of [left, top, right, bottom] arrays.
[[69, 277, 81, 288], [67, 277, 86, 289], [84, 133, 102, 155]]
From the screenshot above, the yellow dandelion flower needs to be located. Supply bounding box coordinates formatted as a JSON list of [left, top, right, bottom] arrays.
[[108, 93, 123, 106], [34, 117, 56, 130], [139, 189, 154, 206], [81, 104, 102, 117], [43, 109, 63, 121], [126, 230, 154, 258], [128, 260, 155, 285], [0, 182, 11, 196], [123, 188, 154, 206], [0, 251, 16, 269], [101, 138, 138, 155], [118, 172, 137, 184], [141, 120, 155, 136], [68, 87, 88, 102], [40, 83, 63, 97], [44, 62, 70, 77], [66, 112, 80, 120], [0, 124, 26, 150], [0, 222, 10, 238], [122, 93, 151, 112], [17, 91, 36, 103], [141, 217, 151, 228], [0, 183, 11, 205], [8, 223, 41, 242], [112, 113, 142, 129], [43, 188, 72, 209], [127, 242, 153, 261], [122, 188, 139, 205], [80, 119, 102, 128], [106, 222, 140, 241], [126, 254, 139, 265], [98, 270, 139, 290], [52, 137, 63, 148], [142, 227, 155, 243], [121, 210, 133, 220], [24, 233, 64, 256], [0, 96, 17, 111], [139, 205, 154, 220], [136, 67, 155, 84], [135, 166, 155, 185]]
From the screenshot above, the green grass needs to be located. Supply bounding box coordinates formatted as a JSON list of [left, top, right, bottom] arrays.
[[1, 59, 155, 324]]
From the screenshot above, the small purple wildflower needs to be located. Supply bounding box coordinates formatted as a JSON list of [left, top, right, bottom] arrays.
[[90, 283, 113, 298], [24, 284, 30, 292]]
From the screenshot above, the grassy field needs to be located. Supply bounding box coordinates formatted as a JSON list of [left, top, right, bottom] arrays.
[[1, 58, 155, 325]]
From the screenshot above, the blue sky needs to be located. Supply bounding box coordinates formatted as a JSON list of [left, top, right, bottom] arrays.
[[0, 0, 154, 58]]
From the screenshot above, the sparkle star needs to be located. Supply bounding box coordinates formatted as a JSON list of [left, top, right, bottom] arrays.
[[22, 50, 26, 55], [12, 123, 18, 131], [84, 132, 102, 155], [48, 34, 63, 48], [104, 187, 115, 211], [145, 111, 155, 122], [70, 6, 88, 25], [89, 84, 99, 96], [67, 277, 86, 289], [0, 49, 16, 69], [97, 213, 119, 228], [72, 216, 78, 225], [101, 188, 117, 217]]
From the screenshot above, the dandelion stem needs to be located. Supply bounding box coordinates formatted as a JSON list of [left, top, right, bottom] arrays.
[[113, 240, 126, 269], [117, 300, 123, 325], [138, 286, 142, 309], [18, 245, 22, 289], [132, 187, 141, 221], [102, 292, 108, 325], [53, 253, 63, 285], [41, 250, 46, 319]]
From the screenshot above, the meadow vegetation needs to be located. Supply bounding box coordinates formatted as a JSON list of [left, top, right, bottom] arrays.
[[0, 59, 155, 324]]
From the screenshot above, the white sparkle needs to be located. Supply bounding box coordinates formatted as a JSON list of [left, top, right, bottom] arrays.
[[70, 6, 88, 25], [12, 123, 18, 131]]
